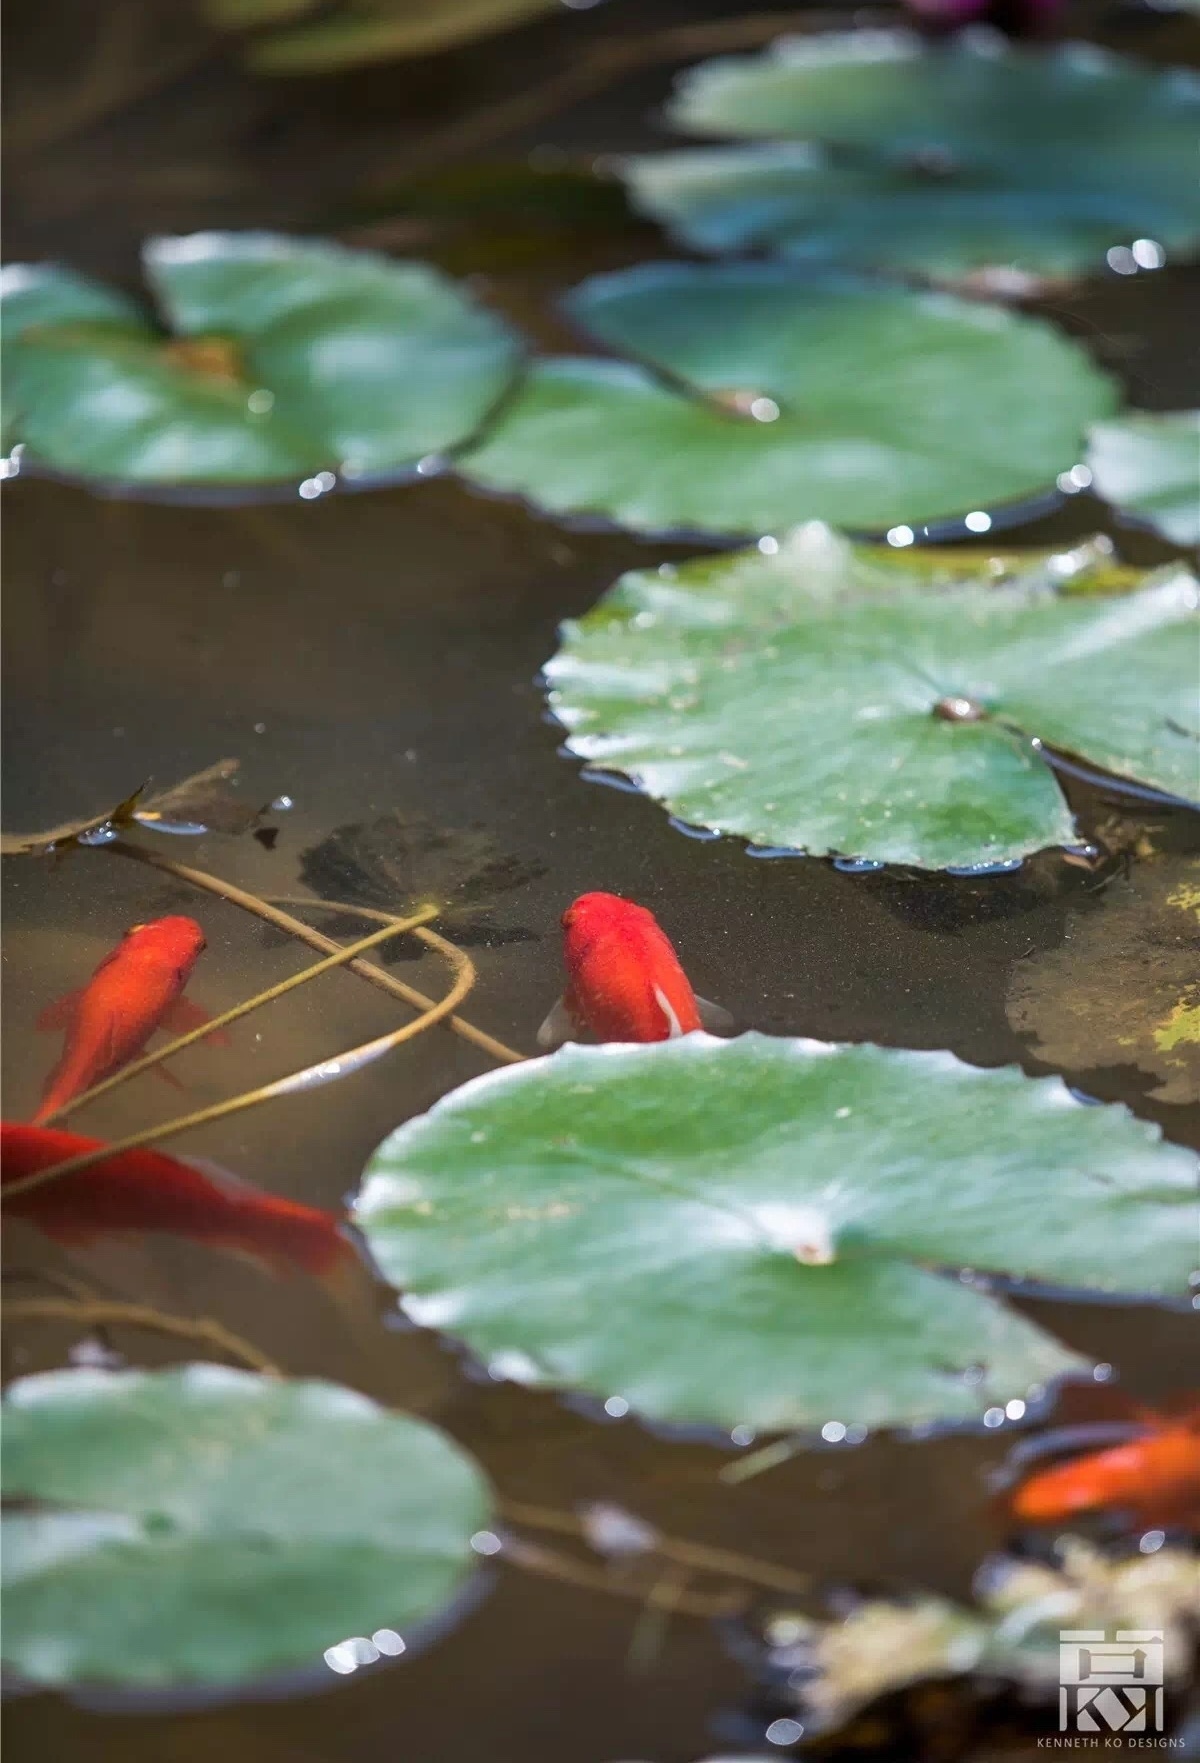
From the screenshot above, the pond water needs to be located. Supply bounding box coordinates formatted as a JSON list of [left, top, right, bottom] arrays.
[[3, 1, 1199, 1758]]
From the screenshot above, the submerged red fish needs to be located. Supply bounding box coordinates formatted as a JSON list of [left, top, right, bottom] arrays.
[[2, 1121, 354, 1281], [538, 891, 731, 1049], [1011, 1410, 1200, 1529], [34, 915, 224, 1123]]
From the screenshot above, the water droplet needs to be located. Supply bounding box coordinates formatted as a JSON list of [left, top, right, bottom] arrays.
[[603, 1395, 629, 1418], [246, 388, 274, 414], [758, 535, 780, 555], [1106, 245, 1138, 276], [470, 1529, 503, 1556], [1131, 238, 1165, 270], [1005, 1399, 1026, 1421], [983, 1407, 1005, 1428], [766, 1718, 805, 1746], [1093, 1362, 1114, 1382], [821, 1420, 847, 1443], [964, 510, 992, 533], [886, 525, 915, 547], [371, 1629, 406, 1655], [1139, 1529, 1166, 1554], [730, 1424, 755, 1447], [831, 856, 885, 873], [750, 396, 780, 423]]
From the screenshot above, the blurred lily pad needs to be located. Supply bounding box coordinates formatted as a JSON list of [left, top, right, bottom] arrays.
[[1, 234, 521, 490], [764, 1538, 1200, 1735], [299, 811, 545, 954], [356, 1035, 1197, 1433], [458, 261, 1115, 536], [1008, 856, 1200, 1104], [632, 31, 1200, 288], [545, 522, 1199, 869], [1, 1364, 490, 1687], [1086, 411, 1200, 548]]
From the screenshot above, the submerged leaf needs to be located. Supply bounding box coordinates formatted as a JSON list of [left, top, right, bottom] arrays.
[[1, 235, 521, 490], [1086, 411, 1200, 548], [356, 1035, 1197, 1433], [632, 31, 1200, 288], [1, 758, 265, 855], [226, 0, 560, 73], [1008, 855, 1200, 1104], [1, 1365, 490, 1687], [544, 522, 1199, 869], [459, 261, 1115, 536]]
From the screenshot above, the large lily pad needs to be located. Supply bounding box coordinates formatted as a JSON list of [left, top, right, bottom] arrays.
[[356, 1036, 1197, 1434], [632, 32, 1200, 287], [1086, 411, 1200, 548], [1008, 856, 1200, 1105], [1, 1364, 490, 1686], [1, 234, 521, 489], [543, 522, 1199, 868], [458, 262, 1115, 536]]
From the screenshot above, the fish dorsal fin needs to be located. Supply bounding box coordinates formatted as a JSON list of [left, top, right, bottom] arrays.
[[35, 988, 84, 1033], [537, 994, 577, 1052]]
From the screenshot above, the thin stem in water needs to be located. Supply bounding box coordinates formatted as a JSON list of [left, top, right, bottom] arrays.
[[3, 1297, 282, 1376]]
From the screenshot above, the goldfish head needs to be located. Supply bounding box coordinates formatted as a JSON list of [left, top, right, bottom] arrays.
[[122, 915, 207, 970]]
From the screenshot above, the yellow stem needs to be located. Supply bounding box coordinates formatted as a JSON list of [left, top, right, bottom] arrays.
[[3, 1297, 282, 1376], [40, 913, 434, 1125], [2, 930, 474, 1201]]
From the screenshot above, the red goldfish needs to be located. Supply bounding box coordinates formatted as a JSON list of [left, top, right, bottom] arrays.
[[538, 891, 731, 1049], [2, 1122, 355, 1282], [34, 916, 224, 1123], [1010, 1410, 1200, 1529]]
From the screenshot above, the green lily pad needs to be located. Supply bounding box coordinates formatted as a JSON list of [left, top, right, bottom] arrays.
[[543, 522, 1199, 868], [356, 1036, 1198, 1433], [636, 32, 1200, 287], [1086, 411, 1200, 548], [1, 233, 521, 489], [458, 262, 1115, 536], [1, 1365, 491, 1687], [1008, 856, 1200, 1105]]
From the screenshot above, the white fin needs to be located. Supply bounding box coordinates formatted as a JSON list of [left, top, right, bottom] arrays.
[[537, 995, 577, 1051], [182, 1156, 254, 1198], [653, 985, 685, 1038], [696, 995, 735, 1034]]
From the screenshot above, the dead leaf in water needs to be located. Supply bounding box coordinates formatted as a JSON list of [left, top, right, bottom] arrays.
[[299, 812, 544, 958], [1007, 856, 1200, 1104], [1, 759, 270, 856]]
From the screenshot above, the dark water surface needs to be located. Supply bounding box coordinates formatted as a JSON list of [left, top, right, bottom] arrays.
[[4, 1, 1200, 1758]]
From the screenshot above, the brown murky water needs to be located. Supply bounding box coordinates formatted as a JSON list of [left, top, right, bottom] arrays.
[[4, 1, 1199, 1757]]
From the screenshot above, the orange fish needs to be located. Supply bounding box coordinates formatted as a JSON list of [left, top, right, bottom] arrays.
[[34, 916, 225, 1123], [538, 891, 731, 1049], [2, 1122, 355, 1282], [1010, 1410, 1200, 1529]]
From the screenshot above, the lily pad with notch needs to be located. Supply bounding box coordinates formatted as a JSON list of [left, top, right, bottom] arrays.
[[543, 522, 1199, 869], [1, 1364, 491, 1688], [458, 260, 1116, 536], [626, 31, 1200, 290], [356, 1035, 1198, 1434], [1, 234, 521, 491]]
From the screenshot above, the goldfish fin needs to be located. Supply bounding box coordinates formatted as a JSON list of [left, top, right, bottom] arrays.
[[653, 985, 686, 1038], [696, 995, 735, 1035], [537, 995, 578, 1052], [180, 1155, 255, 1197], [161, 997, 231, 1048], [35, 989, 83, 1032]]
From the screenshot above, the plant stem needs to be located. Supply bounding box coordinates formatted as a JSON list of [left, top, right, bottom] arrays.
[[497, 1534, 740, 1620], [2, 929, 474, 1201], [40, 912, 435, 1125], [104, 840, 526, 1064], [3, 1297, 282, 1376]]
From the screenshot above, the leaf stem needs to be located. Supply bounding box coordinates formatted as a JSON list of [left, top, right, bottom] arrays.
[[2, 927, 475, 1201], [40, 912, 434, 1126], [3, 1297, 282, 1376]]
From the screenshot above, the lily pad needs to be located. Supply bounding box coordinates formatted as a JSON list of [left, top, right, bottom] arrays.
[[544, 522, 1199, 869], [1, 234, 521, 489], [1086, 411, 1200, 548], [634, 32, 1200, 287], [1008, 856, 1200, 1105], [355, 1035, 1198, 1433], [1, 1364, 491, 1687], [458, 261, 1115, 536]]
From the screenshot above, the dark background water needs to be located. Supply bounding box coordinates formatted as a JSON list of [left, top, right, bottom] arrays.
[[3, 1, 1199, 1757]]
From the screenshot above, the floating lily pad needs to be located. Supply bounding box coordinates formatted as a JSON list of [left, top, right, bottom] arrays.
[[356, 1035, 1197, 1433], [632, 32, 1200, 287], [1, 1364, 490, 1686], [1009, 856, 1200, 1105], [459, 262, 1114, 536], [544, 522, 1199, 869], [1, 234, 521, 489], [1086, 411, 1200, 548]]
